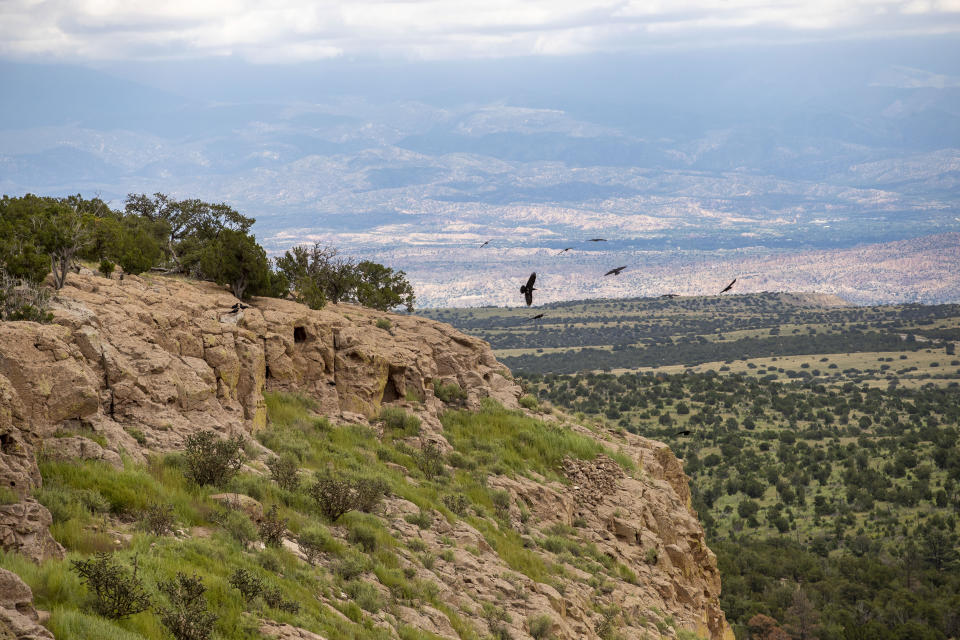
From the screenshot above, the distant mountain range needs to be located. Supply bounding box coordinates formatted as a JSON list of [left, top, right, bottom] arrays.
[[2, 42, 959, 306]]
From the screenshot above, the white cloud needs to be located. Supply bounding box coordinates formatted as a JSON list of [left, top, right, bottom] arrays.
[[0, 0, 958, 62]]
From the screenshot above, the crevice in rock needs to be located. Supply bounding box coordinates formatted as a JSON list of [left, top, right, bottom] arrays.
[[100, 346, 115, 419], [293, 326, 307, 343]]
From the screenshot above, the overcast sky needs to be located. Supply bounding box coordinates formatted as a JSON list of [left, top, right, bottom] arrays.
[[2, 0, 960, 63]]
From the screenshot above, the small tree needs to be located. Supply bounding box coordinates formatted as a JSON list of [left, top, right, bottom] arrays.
[[258, 504, 288, 547], [37, 202, 89, 289], [267, 455, 300, 491], [308, 475, 357, 521], [198, 229, 271, 300], [228, 568, 264, 605], [183, 431, 244, 486], [139, 502, 176, 536], [71, 553, 151, 619], [99, 259, 115, 279], [157, 573, 217, 640]]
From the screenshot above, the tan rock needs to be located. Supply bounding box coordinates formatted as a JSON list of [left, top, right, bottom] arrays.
[[0, 568, 54, 639], [41, 435, 123, 469]]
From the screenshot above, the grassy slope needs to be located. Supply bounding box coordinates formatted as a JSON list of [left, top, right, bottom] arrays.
[[4, 393, 641, 640]]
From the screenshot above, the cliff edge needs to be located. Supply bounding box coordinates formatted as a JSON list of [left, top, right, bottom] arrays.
[[0, 271, 732, 640]]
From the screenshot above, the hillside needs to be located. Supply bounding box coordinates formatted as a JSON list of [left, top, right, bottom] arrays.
[[0, 270, 732, 640]]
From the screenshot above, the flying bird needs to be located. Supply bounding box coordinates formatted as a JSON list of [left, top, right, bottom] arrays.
[[604, 266, 628, 276], [719, 278, 737, 294], [479, 240, 492, 248], [520, 272, 537, 307], [661, 293, 679, 298], [587, 238, 607, 242], [528, 313, 545, 321], [675, 429, 692, 436], [558, 247, 574, 255]]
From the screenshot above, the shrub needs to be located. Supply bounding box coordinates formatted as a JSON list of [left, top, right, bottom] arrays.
[[442, 494, 470, 516], [416, 441, 446, 479], [0, 271, 53, 322], [333, 554, 368, 580], [348, 522, 379, 552], [308, 475, 387, 521], [157, 573, 217, 640], [354, 477, 389, 513], [644, 546, 659, 565], [529, 614, 554, 639], [297, 527, 335, 565], [491, 490, 512, 519], [404, 510, 433, 529], [98, 260, 115, 278], [258, 504, 287, 547], [214, 508, 259, 546], [379, 407, 421, 436], [262, 585, 300, 613], [344, 579, 384, 613], [138, 502, 175, 536], [70, 553, 151, 619], [433, 380, 466, 404], [376, 318, 392, 330], [519, 394, 539, 411], [228, 568, 264, 605], [183, 431, 244, 486], [124, 427, 147, 446], [267, 455, 300, 491]]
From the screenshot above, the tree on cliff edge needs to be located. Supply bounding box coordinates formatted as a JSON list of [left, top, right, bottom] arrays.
[[199, 229, 273, 300]]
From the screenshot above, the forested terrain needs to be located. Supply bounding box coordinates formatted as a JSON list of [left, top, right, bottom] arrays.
[[419, 295, 960, 375], [521, 369, 960, 639]]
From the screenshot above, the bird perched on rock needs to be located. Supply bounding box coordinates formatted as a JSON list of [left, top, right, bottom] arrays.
[[604, 266, 627, 276], [229, 302, 249, 312], [520, 273, 537, 306], [720, 278, 737, 294]]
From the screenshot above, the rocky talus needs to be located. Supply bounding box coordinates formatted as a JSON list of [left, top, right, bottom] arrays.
[[0, 272, 732, 639]]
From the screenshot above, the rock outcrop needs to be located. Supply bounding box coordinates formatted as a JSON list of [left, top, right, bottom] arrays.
[[0, 272, 732, 639]]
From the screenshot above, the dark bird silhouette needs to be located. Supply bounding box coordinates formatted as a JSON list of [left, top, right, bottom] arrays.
[[520, 272, 537, 306], [229, 302, 250, 312], [719, 278, 737, 294], [528, 313, 545, 321], [479, 240, 492, 248], [661, 293, 679, 298], [558, 247, 574, 255], [587, 238, 607, 242], [604, 266, 627, 276], [675, 429, 692, 436], [118, 274, 124, 281]]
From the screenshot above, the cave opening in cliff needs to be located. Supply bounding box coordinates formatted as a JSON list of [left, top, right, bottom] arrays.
[[294, 326, 307, 343], [265, 364, 272, 379], [381, 376, 400, 403]]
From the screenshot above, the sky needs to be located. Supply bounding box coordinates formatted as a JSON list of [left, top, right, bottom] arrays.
[[3, 0, 960, 64]]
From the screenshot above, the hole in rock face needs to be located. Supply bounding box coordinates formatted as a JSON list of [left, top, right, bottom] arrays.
[[381, 377, 400, 403], [265, 365, 272, 379], [293, 326, 307, 343], [0, 433, 14, 454]]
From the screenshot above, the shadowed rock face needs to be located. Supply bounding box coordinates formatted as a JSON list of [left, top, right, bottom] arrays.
[[0, 272, 733, 640]]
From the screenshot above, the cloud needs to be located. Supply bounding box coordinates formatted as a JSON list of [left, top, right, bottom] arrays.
[[1, 0, 959, 63]]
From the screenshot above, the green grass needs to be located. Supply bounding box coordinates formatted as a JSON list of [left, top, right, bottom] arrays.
[[441, 398, 633, 481]]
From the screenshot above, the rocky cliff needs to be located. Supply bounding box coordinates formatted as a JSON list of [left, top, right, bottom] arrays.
[[0, 271, 732, 640]]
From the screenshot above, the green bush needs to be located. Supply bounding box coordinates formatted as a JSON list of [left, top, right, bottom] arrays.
[[379, 407, 421, 436], [258, 504, 288, 547], [347, 522, 379, 553], [98, 259, 115, 278], [519, 394, 539, 411], [415, 442, 446, 479], [267, 454, 301, 491], [404, 510, 433, 529], [138, 502, 175, 536], [182, 431, 244, 486], [297, 526, 340, 564], [529, 614, 554, 639], [433, 380, 467, 404], [376, 318, 392, 330], [157, 572, 217, 640], [344, 579, 384, 613], [70, 553, 151, 620], [441, 494, 470, 516], [228, 567, 264, 605]]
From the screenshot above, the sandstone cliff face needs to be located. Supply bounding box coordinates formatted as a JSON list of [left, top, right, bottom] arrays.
[[0, 272, 731, 640]]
